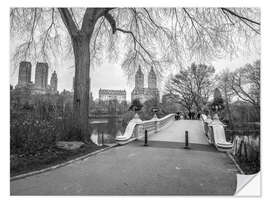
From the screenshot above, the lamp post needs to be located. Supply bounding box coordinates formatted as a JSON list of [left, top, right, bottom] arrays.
[[129, 99, 143, 119], [152, 107, 159, 119], [210, 88, 225, 120]]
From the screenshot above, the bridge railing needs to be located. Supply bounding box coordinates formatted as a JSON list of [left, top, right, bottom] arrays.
[[115, 113, 175, 144]]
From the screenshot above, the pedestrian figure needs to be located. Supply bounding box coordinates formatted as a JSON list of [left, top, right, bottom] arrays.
[[175, 113, 178, 120], [190, 112, 195, 120], [188, 112, 192, 120], [177, 112, 180, 120], [197, 112, 201, 120]]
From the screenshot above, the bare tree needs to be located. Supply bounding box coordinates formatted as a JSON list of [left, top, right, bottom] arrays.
[[10, 8, 260, 142], [165, 63, 215, 113], [231, 60, 260, 114], [190, 63, 215, 111], [165, 74, 194, 114]]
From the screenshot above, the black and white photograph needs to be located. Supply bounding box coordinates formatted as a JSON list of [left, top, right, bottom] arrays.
[[6, 1, 263, 197]]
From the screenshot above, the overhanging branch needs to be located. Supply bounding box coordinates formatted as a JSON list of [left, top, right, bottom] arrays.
[[104, 10, 155, 64], [221, 8, 260, 34], [221, 8, 260, 25]]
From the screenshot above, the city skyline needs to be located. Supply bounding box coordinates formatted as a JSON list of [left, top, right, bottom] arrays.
[[10, 53, 259, 102]]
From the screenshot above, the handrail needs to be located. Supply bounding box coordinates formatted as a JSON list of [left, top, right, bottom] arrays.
[[115, 113, 175, 143]]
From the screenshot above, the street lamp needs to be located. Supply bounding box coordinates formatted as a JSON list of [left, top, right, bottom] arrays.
[[152, 107, 159, 119], [210, 88, 225, 120]]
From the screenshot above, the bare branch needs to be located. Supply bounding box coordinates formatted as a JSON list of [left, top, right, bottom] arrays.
[[81, 8, 113, 34], [116, 27, 153, 62], [221, 8, 260, 25], [41, 8, 55, 56], [24, 8, 37, 60], [58, 8, 78, 36]]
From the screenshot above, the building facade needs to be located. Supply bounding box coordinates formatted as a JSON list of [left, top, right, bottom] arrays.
[[131, 65, 160, 103], [99, 89, 126, 103]]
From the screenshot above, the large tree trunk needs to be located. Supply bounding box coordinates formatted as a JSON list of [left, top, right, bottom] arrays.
[[72, 32, 91, 142], [58, 8, 107, 142]]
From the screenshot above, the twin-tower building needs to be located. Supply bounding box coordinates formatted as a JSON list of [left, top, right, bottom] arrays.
[[131, 65, 160, 103], [15, 61, 58, 94]]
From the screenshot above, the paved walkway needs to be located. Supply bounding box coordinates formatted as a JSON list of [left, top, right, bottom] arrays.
[[11, 120, 238, 195]]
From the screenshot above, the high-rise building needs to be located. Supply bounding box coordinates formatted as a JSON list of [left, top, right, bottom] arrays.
[[148, 66, 157, 89], [18, 61, 32, 86], [35, 62, 48, 89], [50, 71, 58, 93], [135, 65, 144, 89], [131, 65, 160, 103]]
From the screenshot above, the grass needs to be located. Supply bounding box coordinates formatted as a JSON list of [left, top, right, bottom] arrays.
[[10, 143, 107, 177]]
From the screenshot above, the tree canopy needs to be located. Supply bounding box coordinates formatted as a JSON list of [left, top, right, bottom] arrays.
[[10, 8, 260, 77]]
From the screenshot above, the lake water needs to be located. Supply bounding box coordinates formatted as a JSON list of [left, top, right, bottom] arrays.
[[89, 117, 125, 146]]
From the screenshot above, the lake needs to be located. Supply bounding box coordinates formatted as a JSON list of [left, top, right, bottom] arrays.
[[89, 117, 125, 146]]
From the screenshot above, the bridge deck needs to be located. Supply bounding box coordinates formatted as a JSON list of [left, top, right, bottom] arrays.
[[148, 120, 209, 145]]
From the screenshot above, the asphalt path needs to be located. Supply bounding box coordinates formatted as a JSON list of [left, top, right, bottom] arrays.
[[11, 120, 238, 195]]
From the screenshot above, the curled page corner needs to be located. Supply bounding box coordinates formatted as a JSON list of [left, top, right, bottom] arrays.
[[235, 172, 261, 196]]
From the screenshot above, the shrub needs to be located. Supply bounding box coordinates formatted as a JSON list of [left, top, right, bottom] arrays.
[[10, 112, 59, 155], [10, 97, 75, 155]]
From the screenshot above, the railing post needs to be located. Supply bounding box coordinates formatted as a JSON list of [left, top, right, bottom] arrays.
[[136, 124, 143, 138], [102, 131, 104, 146], [144, 129, 148, 146], [133, 125, 139, 138], [133, 125, 137, 138], [97, 130, 100, 145], [184, 131, 190, 149]]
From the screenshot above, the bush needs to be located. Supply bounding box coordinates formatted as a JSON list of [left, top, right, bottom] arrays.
[[10, 98, 75, 155], [10, 112, 59, 155]]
